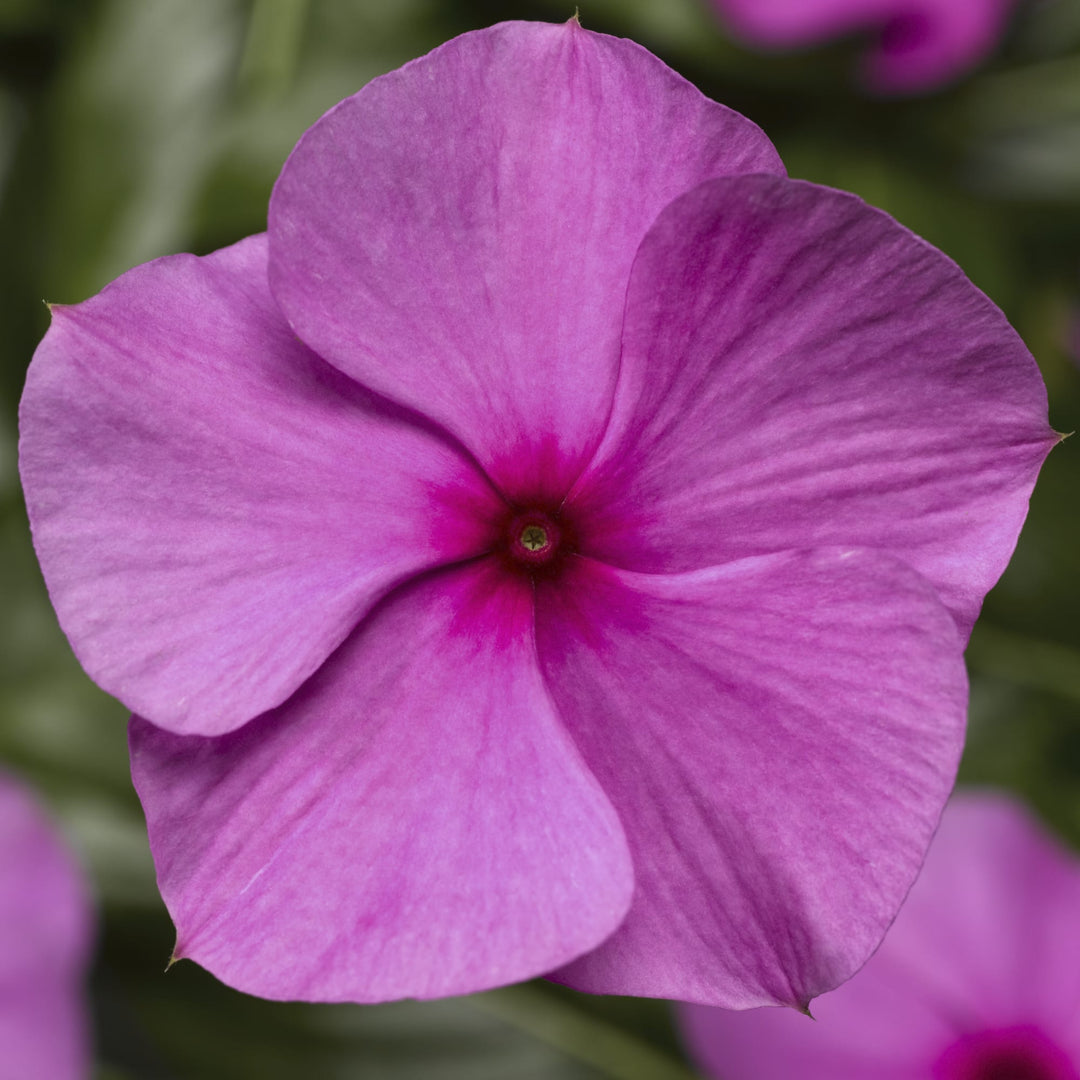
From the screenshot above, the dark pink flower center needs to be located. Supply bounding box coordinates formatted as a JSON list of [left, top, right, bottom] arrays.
[[934, 1027, 1079, 1080], [501, 508, 574, 578]]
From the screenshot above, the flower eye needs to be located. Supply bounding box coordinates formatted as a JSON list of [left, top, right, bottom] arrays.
[[520, 525, 548, 552]]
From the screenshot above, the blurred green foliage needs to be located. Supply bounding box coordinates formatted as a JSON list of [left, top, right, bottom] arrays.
[[1, 0, 1079, 1076]]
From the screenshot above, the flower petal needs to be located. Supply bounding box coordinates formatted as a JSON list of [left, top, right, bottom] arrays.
[[535, 549, 967, 1008], [20, 234, 502, 736], [0, 773, 91, 1080], [571, 175, 1057, 636], [677, 793, 1080, 1079], [130, 560, 633, 1003], [0, 775, 89, 979], [268, 20, 783, 499], [0, 986, 89, 1080]]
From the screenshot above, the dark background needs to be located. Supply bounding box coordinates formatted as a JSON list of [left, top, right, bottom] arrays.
[[1, 1, 1078, 1076]]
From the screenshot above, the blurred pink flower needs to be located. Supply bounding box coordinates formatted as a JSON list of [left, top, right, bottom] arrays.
[[711, 0, 1018, 93], [0, 770, 91, 1079], [19, 21, 1056, 1006], [681, 792, 1080, 1079]]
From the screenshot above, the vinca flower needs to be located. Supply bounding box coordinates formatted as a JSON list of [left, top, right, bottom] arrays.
[[680, 792, 1080, 1079], [710, 0, 1018, 93], [19, 20, 1056, 1007], [0, 770, 91, 1079]]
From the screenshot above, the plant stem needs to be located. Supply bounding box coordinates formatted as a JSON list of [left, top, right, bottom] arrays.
[[471, 984, 703, 1080]]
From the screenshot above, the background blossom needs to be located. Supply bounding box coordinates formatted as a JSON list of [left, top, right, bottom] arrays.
[[0, 770, 92, 1080], [709, 0, 1019, 93], [20, 20, 1054, 1011], [680, 792, 1080, 1079]]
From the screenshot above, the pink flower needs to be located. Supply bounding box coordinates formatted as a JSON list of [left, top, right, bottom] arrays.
[[19, 20, 1056, 1007], [0, 770, 92, 1079], [710, 0, 1018, 93], [680, 792, 1080, 1078]]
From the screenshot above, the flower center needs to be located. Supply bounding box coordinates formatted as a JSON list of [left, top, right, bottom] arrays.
[[501, 508, 572, 577], [934, 1028, 1079, 1080], [520, 525, 550, 552]]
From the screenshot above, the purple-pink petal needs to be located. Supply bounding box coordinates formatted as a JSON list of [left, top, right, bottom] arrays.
[[571, 174, 1057, 638], [711, 0, 1017, 92], [0, 986, 89, 1080], [0, 772, 91, 1080], [268, 19, 784, 501], [130, 561, 633, 1002], [20, 234, 502, 737], [679, 793, 1080, 1079], [535, 548, 967, 1008]]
